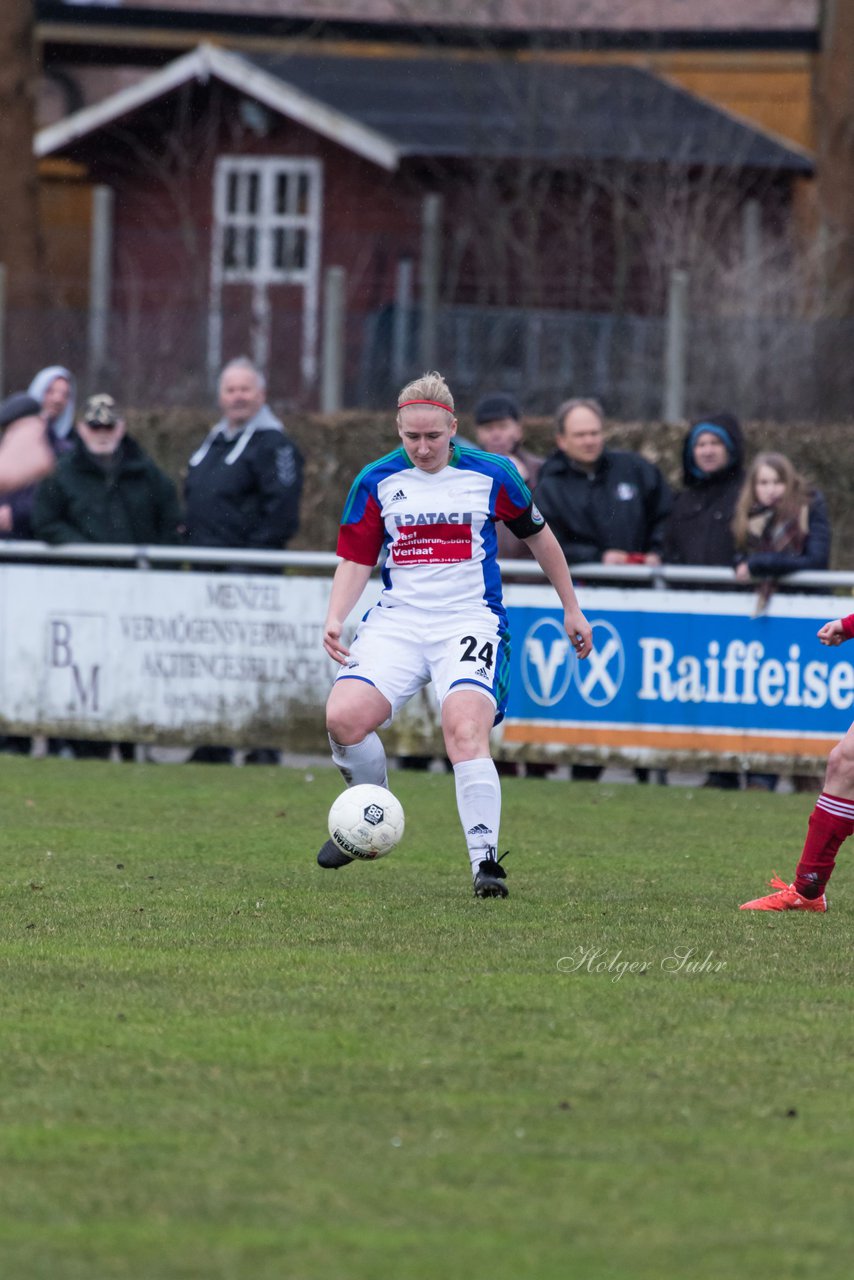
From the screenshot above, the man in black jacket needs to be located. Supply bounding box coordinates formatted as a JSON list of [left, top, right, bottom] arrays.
[[33, 394, 180, 546], [535, 399, 671, 567], [185, 357, 304, 764], [32, 393, 181, 762], [534, 398, 672, 783], [185, 357, 303, 550]]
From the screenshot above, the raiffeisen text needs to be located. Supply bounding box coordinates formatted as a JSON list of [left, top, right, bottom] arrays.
[[638, 639, 854, 710]]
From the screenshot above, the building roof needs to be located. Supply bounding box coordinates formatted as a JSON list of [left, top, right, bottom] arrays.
[[36, 43, 813, 174], [91, 1, 820, 33]]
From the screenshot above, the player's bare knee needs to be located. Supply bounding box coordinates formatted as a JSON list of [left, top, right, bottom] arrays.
[[826, 736, 854, 790], [326, 709, 365, 745], [444, 720, 485, 761]]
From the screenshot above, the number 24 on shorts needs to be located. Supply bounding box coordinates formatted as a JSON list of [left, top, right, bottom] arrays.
[[459, 635, 494, 669]]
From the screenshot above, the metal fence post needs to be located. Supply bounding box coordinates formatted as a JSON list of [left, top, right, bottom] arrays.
[[88, 185, 115, 386], [663, 268, 688, 424], [419, 194, 442, 369], [391, 256, 414, 383], [321, 265, 346, 413]]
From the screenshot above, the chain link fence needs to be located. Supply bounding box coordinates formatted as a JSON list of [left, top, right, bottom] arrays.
[[4, 295, 854, 421]]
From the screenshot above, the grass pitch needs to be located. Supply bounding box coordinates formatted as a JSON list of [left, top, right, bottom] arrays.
[[1, 757, 852, 1280]]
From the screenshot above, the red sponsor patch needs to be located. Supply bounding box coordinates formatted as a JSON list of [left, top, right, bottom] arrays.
[[392, 523, 473, 564]]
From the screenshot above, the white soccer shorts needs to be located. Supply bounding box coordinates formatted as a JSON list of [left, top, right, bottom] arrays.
[[334, 604, 511, 725]]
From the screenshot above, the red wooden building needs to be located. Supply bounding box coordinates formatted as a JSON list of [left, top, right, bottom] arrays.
[[35, 41, 812, 408]]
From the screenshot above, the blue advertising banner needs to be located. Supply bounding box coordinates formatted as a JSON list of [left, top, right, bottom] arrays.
[[501, 587, 853, 764]]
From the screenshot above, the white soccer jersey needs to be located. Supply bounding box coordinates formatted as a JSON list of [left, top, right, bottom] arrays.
[[337, 442, 543, 620]]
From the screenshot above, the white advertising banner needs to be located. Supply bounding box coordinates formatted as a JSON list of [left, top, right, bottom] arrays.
[[0, 566, 348, 743], [0, 562, 846, 767]]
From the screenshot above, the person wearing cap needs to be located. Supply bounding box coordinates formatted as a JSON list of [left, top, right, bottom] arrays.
[[662, 413, 745, 567], [31, 395, 182, 762], [473, 392, 544, 561], [32, 394, 181, 546]]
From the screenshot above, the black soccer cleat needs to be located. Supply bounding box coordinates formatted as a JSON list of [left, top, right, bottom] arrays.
[[473, 849, 509, 898], [317, 837, 354, 870]]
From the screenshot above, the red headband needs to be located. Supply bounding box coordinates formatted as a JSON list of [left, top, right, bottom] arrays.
[[398, 399, 454, 412]]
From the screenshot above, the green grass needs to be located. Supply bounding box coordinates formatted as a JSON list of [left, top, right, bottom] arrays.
[[1, 758, 852, 1279]]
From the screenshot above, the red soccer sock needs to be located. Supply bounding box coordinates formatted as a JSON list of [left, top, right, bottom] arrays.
[[794, 793, 854, 898]]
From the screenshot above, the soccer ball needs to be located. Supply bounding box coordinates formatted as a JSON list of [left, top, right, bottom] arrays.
[[327, 784, 405, 861]]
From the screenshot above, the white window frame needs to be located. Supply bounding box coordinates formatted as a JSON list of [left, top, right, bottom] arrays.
[[209, 155, 323, 388]]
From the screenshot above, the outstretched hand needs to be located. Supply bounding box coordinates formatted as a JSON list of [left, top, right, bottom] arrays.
[[818, 618, 846, 647]]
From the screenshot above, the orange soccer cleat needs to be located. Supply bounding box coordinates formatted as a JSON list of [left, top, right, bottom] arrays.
[[739, 874, 827, 912]]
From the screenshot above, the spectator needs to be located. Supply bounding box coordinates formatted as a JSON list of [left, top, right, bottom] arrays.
[[0, 393, 56, 506], [733, 451, 830, 604], [535, 398, 671, 567], [663, 413, 745, 789], [0, 388, 76, 540], [662, 414, 744, 567], [28, 365, 77, 442], [0, 393, 57, 754], [32, 393, 181, 762], [185, 357, 304, 764], [535, 398, 671, 782], [185, 357, 303, 551], [733, 451, 831, 792], [33, 394, 180, 546], [473, 391, 544, 561]]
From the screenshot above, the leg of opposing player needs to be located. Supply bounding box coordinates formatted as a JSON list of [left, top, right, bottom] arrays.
[[442, 688, 509, 899], [317, 680, 392, 869], [740, 722, 854, 911]]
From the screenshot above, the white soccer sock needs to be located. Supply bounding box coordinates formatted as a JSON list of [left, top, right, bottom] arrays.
[[329, 733, 389, 789], [453, 757, 501, 875]]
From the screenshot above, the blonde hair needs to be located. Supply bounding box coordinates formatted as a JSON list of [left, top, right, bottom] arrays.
[[397, 371, 455, 421], [732, 452, 809, 548]]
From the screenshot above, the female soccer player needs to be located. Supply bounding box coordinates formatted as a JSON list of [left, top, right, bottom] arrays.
[[317, 372, 592, 897]]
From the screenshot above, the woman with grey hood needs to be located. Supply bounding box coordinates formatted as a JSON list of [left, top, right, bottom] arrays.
[[28, 365, 77, 442]]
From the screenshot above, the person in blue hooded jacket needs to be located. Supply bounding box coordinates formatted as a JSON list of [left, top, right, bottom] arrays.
[[662, 413, 745, 567], [663, 414, 746, 789]]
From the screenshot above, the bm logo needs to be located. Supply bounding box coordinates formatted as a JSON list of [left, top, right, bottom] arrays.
[[46, 615, 105, 718], [521, 617, 625, 708]]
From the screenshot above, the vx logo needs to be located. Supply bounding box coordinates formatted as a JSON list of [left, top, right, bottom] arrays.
[[521, 618, 575, 707], [574, 619, 625, 707]]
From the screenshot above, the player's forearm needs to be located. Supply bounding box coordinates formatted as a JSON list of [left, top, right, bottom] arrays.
[[526, 525, 583, 612], [325, 559, 374, 627]]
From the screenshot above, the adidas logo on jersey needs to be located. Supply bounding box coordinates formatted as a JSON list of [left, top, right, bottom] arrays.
[[467, 823, 492, 836], [474, 666, 490, 678], [388, 489, 407, 503]]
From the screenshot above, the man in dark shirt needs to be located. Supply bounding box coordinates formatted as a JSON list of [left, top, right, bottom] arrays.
[[184, 358, 304, 764], [185, 357, 303, 550], [535, 398, 671, 567], [535, 398, 672, 783]]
